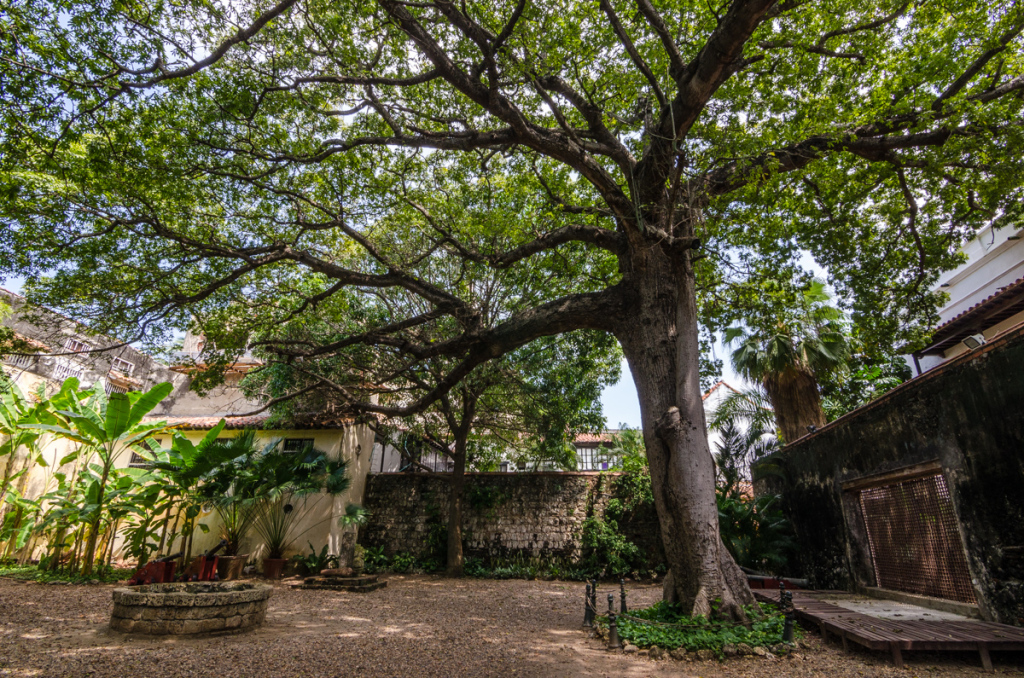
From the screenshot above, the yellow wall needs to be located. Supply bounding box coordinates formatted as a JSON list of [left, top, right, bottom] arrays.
[[0, 394, 375, 566]]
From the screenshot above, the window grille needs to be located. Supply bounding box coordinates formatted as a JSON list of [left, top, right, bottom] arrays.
[[53, 362, 83, 382], [4, 353, 34, 368], [859, 473, 977, 604], [111, 356, 135, 375], [282, 438, 314, 454], [64, 338, 89, 354], [576, 446, 619, 471], [128, 451, 149, 468], [105, 381, 129, 395]]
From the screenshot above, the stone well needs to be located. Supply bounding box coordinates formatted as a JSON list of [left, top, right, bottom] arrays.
[[110, 582, 273, 635]]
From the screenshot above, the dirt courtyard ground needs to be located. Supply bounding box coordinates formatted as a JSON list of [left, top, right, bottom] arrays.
[[1, 575, 1022, 677]]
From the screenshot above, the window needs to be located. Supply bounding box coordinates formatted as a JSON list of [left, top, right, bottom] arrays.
[[282, 438, 314, 454], [4, 353, 34, 368], [53, 362, 83, 382], [64, 338, 89, 354], [128, 451, 149, 468], [110, 356, 135, 375]]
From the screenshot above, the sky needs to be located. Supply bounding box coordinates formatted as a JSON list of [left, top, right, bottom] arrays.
[[600, 341, 747, 430], [599, 250, 827, 429]]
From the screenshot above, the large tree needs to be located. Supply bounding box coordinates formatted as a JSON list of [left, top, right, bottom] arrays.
[[2, 0, 1022, 618]]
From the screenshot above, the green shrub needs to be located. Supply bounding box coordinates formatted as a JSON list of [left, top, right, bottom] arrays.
[[389, 552, 416, 573], [599, 601, 796, 653], [363, 545, 388, 573]]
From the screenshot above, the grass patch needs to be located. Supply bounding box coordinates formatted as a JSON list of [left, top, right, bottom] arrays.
[[0, 564, 134, 584], [598, 600, 797, 653]]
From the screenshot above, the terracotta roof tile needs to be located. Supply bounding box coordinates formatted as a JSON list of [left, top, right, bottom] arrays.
[[145, 413, 355, 430]]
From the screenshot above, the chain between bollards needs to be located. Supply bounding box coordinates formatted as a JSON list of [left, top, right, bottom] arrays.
[[619, 578, 627, 614]]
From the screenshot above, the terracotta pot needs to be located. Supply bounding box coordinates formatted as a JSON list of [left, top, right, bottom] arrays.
[[217, 555, 248, 581], [263, 557, 287, 580]]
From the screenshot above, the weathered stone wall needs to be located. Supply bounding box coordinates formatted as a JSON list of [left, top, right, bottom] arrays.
[[109, 582, 272, 634], [359, 472, 663, 567], [754, 324, 1024, 626]]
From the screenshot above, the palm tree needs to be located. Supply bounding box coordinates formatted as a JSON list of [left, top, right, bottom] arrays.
[[725, 281, 850, 444], [709, 384, 776, 435]]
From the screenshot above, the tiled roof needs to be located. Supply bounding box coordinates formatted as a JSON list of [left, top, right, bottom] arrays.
[[921, 276, 1024, 355], [147, 413, 356, 430], [574, 431, 616, 444], [702, 380, 740, 401]]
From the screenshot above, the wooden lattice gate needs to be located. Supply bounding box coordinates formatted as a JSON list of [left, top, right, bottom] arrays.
[[858, 473, 977, 604]]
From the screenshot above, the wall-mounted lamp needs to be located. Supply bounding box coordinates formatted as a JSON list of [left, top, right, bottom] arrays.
[[963, 333, 986, 350], [940, 283, 951, 287]]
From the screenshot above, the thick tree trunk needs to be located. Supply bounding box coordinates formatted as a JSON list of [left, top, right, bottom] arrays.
[[445, 447, 467, 577], [616, 234, 755, 620], [764, 367, 827, 443]]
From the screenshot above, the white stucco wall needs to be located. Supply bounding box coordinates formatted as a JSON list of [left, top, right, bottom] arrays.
[[934, 224, 1024, 324]]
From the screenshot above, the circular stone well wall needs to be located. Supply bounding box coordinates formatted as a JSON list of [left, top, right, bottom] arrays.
[[110, 582, 273, 635]]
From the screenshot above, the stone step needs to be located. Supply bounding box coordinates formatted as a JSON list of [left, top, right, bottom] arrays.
[[291, 580, 388, 593], [301, 575, 379, 586]]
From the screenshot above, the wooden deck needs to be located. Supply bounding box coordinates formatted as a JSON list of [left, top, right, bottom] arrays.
[[755, 590, 1024, 671]]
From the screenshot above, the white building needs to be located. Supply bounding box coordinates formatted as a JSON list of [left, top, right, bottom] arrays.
[[913, 223, 1024, 373]]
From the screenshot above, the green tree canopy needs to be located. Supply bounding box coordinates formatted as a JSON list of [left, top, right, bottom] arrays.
[[1, 0, 1021, 618]]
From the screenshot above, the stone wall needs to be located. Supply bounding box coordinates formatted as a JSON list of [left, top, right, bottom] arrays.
[[359, 472, 663, 568], [754, 323, 1024, 626], [109, 583, 272, 635]]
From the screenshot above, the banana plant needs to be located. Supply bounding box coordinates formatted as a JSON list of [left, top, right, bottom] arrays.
[[26, 379, 173, 575], [145, 419, 243, 563], [0, 377, 50, 507]]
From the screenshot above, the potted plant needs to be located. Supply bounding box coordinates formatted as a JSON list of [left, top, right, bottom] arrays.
[[253, 499, 293, 579], [214, 502, 253, 580], [201, 432, 357, 580]]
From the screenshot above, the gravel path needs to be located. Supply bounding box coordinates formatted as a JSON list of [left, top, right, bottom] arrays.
[[1, 576, 1021, 677]]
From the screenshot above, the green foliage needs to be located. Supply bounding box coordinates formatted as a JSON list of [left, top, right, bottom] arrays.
[[362, 545, 389, 573], [600, 601, 796, 653], [717, 494, 795, 576], [291, 541, 338, 575], [580, 515, 640, 577], [713, 418, 793, 574], [726, 280, 851, 384], [820, 354, 911, 420], [198, 432, 355, 559], [16, 379, 173, 575], [389, 552, 417, 574], [710, 386, 777, 436], [0, 563, 134, 584], [608, 429, 653, 512]]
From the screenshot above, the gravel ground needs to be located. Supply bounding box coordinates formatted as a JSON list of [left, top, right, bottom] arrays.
[[1, 575, 1022, 677]]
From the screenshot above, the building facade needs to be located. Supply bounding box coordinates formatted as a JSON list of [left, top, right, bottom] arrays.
[[1, 288, 374, 564]]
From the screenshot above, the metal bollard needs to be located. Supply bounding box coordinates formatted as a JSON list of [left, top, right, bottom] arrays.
[[608, 610, 622, 650], [782, 590, 795, 642], [583, 583, 593, 627], [619, 578, 627, 614], [779, 580, 786, 607]]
